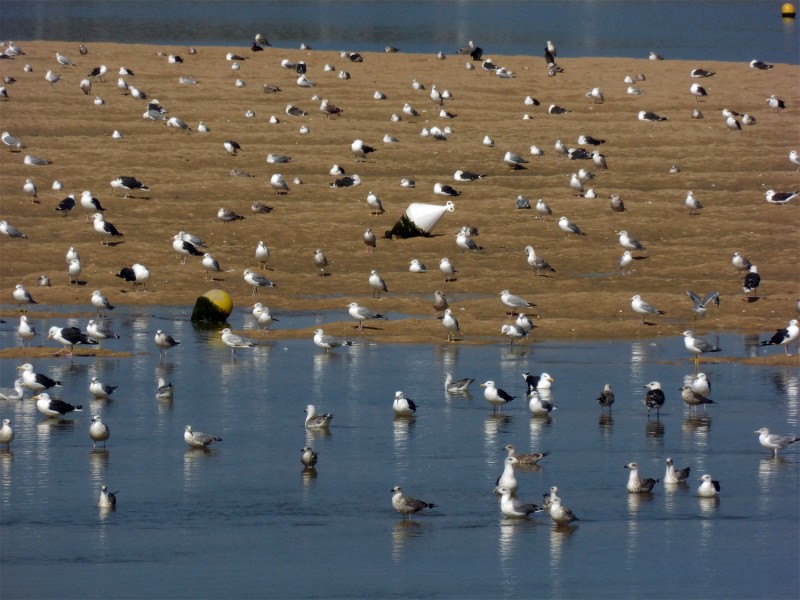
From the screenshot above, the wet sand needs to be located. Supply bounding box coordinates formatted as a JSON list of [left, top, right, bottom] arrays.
[[1, 42, 798, 360]]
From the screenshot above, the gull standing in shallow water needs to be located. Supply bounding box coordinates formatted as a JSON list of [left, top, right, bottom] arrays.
[[97, 485, 118, 509], [221, 328, 256, 357], [301, 447, 318, 468], [664, 457, 690, 484], [683, 330, 721, 366], [494, 456, 519, 495], [184, 425, 222, 448], [89, 415, 110, 447], [680, 384, 715, 410], [154, 330, 180, 362], [17, 363, 61, 392], [643, 381, 665, 417], [305, 404, 333, 429], [597, 384, 615, 412], [498, 487, 541, 518], [625, 462, 659, 493], [368, 270, 388, 298], [0, 380, 24, 401], [481, 380, 515, 412], [391, 486, 435, 519], [754, 428, 800, 457], [0, 419, 14, 447], [89, 376, 117, 398], [313, 329, 352, 353]]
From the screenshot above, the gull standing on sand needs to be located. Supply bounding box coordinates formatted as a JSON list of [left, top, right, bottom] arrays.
[[760, 319, 799, 356], [270, 173, 289, 194], [221, 328, 256, 357], [500, 290, 534, 315], [305, 404, 333, 429], [154, 330, 179, 361], [348, 302, 385, 330], [524, 246, 555, 276], [643, 381, 665, 417], [439, 257, 457, 282], [255, 241, 270, 269], [685, 191, 703, 215], [391, 486, 435, 519], [1, 220, 28, 239], [313, 329, 352, 353], [92, 213, 123, 245], [754, 428, 800, 456], [23, 179, 37, 201], [498, 487, 541, 518], [664, 458, 691, 484], [743, 265, 760, 298], [363, 228, 376, 252], [368, 270, 388, 298], [481, 380, 515, 412], [558, 216, 585, 239], [80, 190, 105, 217], [731, 252, 752, 275], [625, 462, 659, 493], [244, 269, 275, 295], [313, 249, 330, 276], [89, 415, 110, 447], [184, 425, 222, 448], [619, 230, 645, 251], [48, 325, 97, 355], [409, 259, 426, 273], [631, 295, 664, 323], [442, 308, 460, 341]]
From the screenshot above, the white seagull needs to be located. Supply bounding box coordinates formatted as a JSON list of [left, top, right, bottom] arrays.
[[154, 329, 180, 361], [313, 329, 352, 353], [35, 393, 82, 418], [683, 330, 721, 365], [89, 415, 110, 447], [243, 269, 275, 295], [631, 295, 664, 323], [442, 308, 460, 341], [347, 302, 385, 330], [392, 391, 417, 416], [760, 319, 799, 356], [500, 290, 534, 315], [184, 425, 222, 448], [625, 462, 659, 493], [305, 404, 333, 428], [697, 474, 720, 498], [221, 328, 256, 357], [558, 216, 585, 239], [498, 487, 541, 518], [368, 270, 388, 298], [754, 428, 800, 457], [481, 380, 515, 412]]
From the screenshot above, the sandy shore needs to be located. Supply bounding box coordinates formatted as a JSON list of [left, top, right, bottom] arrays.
[[0, 41, 798, 360]]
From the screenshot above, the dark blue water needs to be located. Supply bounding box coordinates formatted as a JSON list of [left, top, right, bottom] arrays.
[[0, 305, 798, 598], [2, 0, 798, 64]]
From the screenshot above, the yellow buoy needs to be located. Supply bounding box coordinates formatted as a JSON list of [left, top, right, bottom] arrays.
[[191, 289, 233, 322], [782, 2, 796, 18]]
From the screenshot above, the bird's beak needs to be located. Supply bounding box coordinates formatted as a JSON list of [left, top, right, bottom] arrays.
[[32, 394, 39, 400], [480, 383, 486, 388], [548, 376, 554, 382]]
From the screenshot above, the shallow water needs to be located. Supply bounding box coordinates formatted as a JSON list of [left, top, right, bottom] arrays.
[[2, 0, 798, 64], [0, 305, 798, 598]]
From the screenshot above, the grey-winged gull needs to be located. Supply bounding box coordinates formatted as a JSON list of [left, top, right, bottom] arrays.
[[13, 284, 36, 310], [243, 269, 275, 295], [154, 329, 180, 361], [754, 428, 800, 456], [391, 486, 435, 519], [444, 373, 474, 393], [87, 319, 119, 346], [664, 457, 690, 484], [625, 462, 659, 493], [89, 415, 110, 447], [0, 419, 14, 446], [0, 220, 27, 239], [631, 294, 664, 323], [528, 391, 555, 416], [184, 424, 222, 448], [221, 328, 256, 357], [686, 291, 719, 319], [368, 270, 388, 298], [494, 456, 519, 495], [498, 487, 541, 518], [347, 302, 385, 330], [558, 216, 585, 238], [313, 329, 352, 353], [683, 330, 721, 366], [442, 308, 459, 341]]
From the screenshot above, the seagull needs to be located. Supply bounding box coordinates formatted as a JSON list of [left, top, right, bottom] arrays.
[[348, 302, 385, 330], [663, 458, 691, 484], [685, 190, 703, 214], [766, 94, 786, 112], [97, 485, 118, 509], [456, 229, 480, 252], [199, 253, 224, 279], [115, 263, 150, 290], [433, 290, 449, 316], [696, 474, 720, 498], [790, 150, 800, 171], [391, 486, 435, 519], [88, 64, 107, 79], [92, 213, 123, 245], [305, 404, 333, 428], [223, 140, 242, 156], [44, 69, 61, 85], [522, 371, 548, 393], [434, 182, 460, 196], [528, 390, 555, 416], [689, 372, 711, 398], [80, 190, 105, 216], [558, 216, 585, 239], [732, 252, 752, 275], [631, 294, 664, 323], [442, 308, 460, 341], [494, 456, 519, 495], [497, 487, 541, 518], [444, 373, 474, 394], [760, 319, 800, 355], [0, 381, 24, 401], [184, 425, 222, 448], [221, 328, 256, 357], [251, 303, 277, 331], [313, 329, 352, 353], [765, 190, 799, 204], [255, 241, 270, 269], [515, 313, 534, 332], [586, 87, 604, 104], [619, 230, 645, 251], [642, 381, 666, 417], [243, 269, 275, 295], [503, 444, 549, 466], [172, 233, 202, 264], [725, 114, 741, 132], [89, 415, 110, 447], [110, 176, 149, 197], [689, 83, 707, 101], [409, 259, 426, 273], [364, 190, 384, 215], [549, 496, 578, 525], [625, 462, 659, 493], [743, 265, 760, 298], [17, 363, 61, 391], [13, 284, 36, 310], [87, 319, 119, 346], [154, 330, 180, 361], [362, 227, 377, 252], [755, 428, 800, 457], [503, 151, 528, 170], [481, 380, 515, 412], [535, 199, 552, 220], [392, 391, 417, 417], [597, 384, 615, 412], [0, 419, 14, 446], [156, 377, 174, 401], [680, 384, 715, 410], [638, 110, 667, 122], [48, 325, 97, 355], [686, 290, 719, 319], [23, 178, 37, 201], [351, 139, 376, 161], [683, 330, 722, 366], [55, 194, 76, 216], [217, 207, 244, 223], [2, 131, 24, 151], [439, 257, 457, 282], [17, 315, 37, 347], [294, 446, 319, 471], [524, 246, 554, 276], [500, 290, 534, 315], [35, 393, 82, 418], [454, 170, 485, 182], [1, 220, 27, 239], [331, 174, 361, 188], [500, 324, 527, 345], [368, 270, 388, 298]]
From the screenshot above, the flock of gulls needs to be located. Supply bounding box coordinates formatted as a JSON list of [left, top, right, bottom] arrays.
[[1, 35, 798, 521]]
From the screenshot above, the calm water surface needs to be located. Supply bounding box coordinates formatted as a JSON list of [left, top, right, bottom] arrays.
[[2, 0, 798, 64], [0, 305, 798, 598]]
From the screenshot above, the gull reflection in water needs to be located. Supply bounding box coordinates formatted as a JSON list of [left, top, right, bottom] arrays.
[[391, 520, 423, 564], [498, 520, 525, 591], [183, 446, 217, 489], [484, 413, 512, 451], [89, 448, 109, 482], [549, 523, 577, 595], [598, 413, 614, 438], [645, 418, 665, 444]]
